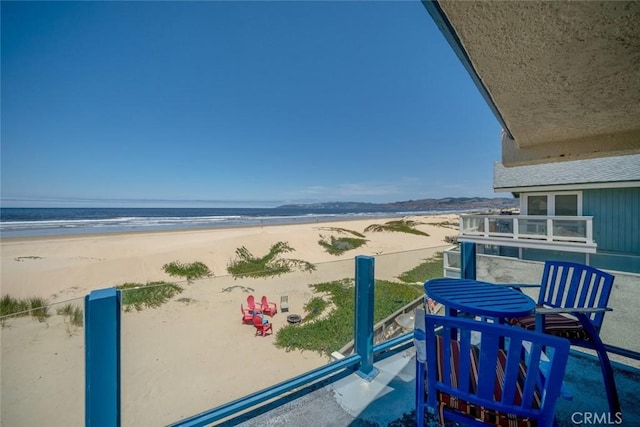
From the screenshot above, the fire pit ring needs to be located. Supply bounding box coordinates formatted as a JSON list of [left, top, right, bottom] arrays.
[[287, 314, 302, 324]]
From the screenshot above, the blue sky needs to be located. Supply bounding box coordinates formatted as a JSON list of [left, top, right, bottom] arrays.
[[1, 1, 502, 208]]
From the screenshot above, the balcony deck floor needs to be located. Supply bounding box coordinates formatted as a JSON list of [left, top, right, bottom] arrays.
[[221, 348, 640, 426]]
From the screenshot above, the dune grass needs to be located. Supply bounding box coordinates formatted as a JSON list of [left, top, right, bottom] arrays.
[[163, 261, 211, 283], [1, 294, 30, 317], [301, 296, 329, 322], [57, 303, 84, 335], [116, 281, 184, 312], [432, 220, 459, 230], [275, 251, 444, 356], [227, 241, 315, 279], [316, 227, 366, 238], [0, 294, 50, 323], [318, 235, 368, 255], [317, 227, 368, 255], [57, 303, 84, 328], [396, 252, 444, 284], [364, 219, 430, 236]]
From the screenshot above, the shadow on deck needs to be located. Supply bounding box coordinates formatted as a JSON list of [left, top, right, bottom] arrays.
[[221, 349, 640, 426]]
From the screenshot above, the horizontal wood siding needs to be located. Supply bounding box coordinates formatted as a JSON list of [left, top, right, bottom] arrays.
[[583, 188, 640, 254]]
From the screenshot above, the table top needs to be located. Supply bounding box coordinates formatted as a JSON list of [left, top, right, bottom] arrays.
[[424, 278, 535, 318]]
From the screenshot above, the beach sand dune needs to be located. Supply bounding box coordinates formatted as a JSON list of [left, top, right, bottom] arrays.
[[0, 214, 457, 426]]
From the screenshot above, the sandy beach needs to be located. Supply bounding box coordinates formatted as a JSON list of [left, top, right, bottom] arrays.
[[1, 214, 457, 426]]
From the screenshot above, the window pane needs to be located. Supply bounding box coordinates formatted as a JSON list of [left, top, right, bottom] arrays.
[[555, 194, 578, 216], [527, 195, 548, 215]]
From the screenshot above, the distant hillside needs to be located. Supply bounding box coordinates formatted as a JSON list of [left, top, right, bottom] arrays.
[[276, 197, 518, 212]]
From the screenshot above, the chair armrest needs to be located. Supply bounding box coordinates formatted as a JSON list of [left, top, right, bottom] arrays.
[[536, 307, 612, 314]]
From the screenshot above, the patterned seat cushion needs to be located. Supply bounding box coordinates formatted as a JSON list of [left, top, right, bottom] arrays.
[[507, 310, 591, 341], [431, 336, 540, 427]]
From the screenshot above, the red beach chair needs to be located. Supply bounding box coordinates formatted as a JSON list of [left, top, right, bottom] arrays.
[[240, 304, 253, 324], [247, 295, 262, 314], [260, 295, 278, 317], [253, 315, 273, 337]]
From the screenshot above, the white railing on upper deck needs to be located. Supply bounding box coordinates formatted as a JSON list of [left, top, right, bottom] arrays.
[[443, 246, 461, 278], [458, 214, 597, 253]]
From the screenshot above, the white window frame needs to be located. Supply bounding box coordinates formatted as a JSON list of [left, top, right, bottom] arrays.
[[521, 191, 582, 216]]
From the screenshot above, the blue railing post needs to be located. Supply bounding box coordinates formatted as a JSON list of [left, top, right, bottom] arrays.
[[354, 255, 379, 380], [85, 288, 121, 427], [461, 241, 476, 280]]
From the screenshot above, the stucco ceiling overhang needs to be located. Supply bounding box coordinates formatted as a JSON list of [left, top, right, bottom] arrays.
[[423, 1, 640, 165]]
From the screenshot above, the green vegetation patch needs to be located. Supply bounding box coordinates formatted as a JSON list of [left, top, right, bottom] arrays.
[[396, 252, 444, 284], [302, 296, 329, 322], [163, 261, 212, 283], [57, 303, 84, 335], [364, 219, 430, 236], [274, 278, 422, 356], [117, 281, 184, 312], [57, 303, 84, 328], [316, 227, 366, 238], [318, 235, 368, 255], [0, 294, 50, 322], [433, 220, 459, 229], [227, 241, 316, 279], [1, 294, 30, 317]]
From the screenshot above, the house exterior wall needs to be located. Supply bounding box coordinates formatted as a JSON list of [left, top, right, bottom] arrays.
[[520, 248, 586, 264], [583, 187, 640, 254]]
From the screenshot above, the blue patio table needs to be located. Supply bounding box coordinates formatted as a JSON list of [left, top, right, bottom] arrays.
[[423, 278, 572, 400], [424, 278, 535, 321]]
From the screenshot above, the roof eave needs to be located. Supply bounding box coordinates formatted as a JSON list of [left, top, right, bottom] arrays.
[[420, 0, 513, 139]]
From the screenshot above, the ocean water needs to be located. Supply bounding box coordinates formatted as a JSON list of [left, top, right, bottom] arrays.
[[0, 207, 455, 238]]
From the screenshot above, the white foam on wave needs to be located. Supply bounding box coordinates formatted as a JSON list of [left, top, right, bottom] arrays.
[[0, 209, 451, 238]]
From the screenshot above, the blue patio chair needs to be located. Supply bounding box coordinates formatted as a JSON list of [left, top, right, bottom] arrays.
[[506, 261, 620, 414], [415, 314, 570, 427]]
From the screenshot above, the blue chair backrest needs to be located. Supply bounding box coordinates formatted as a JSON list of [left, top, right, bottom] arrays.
[[424, 315, 570, 427], [539, 261, 614, 332]]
